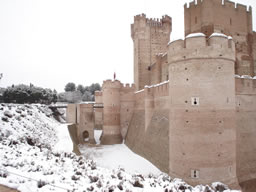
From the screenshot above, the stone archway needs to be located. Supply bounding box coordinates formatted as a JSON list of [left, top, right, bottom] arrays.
[[82, 130, 89, 142]]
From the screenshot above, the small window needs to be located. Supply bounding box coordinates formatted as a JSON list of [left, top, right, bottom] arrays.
[[191, 97, 199, 106], [191, 170, 199, 178], [195, 17, 197, 24], [230, 18, 232, 25]]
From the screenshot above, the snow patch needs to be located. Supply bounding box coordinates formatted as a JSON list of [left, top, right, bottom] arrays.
[[144, 80, 169, 89], [209, 32, 228, 38], [186, 33, 205, 39], [241, 75, 252, 79], [80, 143, 161, 176], [134, 89, 144, 94], [54, 124, 73, 153]]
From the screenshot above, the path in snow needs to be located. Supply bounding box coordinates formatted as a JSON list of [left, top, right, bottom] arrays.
[[55, 125, 162, 176], [54, 124, 73, 153]]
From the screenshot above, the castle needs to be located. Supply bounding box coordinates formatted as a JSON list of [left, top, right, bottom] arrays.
[[67, 0, 256, 190]]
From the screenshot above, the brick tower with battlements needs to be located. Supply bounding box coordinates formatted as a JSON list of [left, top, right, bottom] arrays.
[[131, 14, 172, 90], [184, 0, 255, 76]]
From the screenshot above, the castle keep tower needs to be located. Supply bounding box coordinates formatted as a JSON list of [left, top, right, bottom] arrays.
[[131, 14, 172, 90], [101, 80, 123, 144], [184, 0, 255, 76], [168, 34, 239, 187]]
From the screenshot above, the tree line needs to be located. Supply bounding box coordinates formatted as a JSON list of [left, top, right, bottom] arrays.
[[58, 82, 101, 103], [0, 82, 101, 104], [2, 84, 57, 104]]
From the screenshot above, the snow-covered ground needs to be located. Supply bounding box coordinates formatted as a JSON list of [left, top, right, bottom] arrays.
[[0, 103, 240, 192], [54, 124, 73, 153], [80, 141, 161, 176]]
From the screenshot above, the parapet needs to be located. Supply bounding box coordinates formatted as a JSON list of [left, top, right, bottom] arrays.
[[144, 81, 169, 97], [102, 79, 122, 89], [95, 91, 102, 97], [133, 13, 171, 27], [94, 91, 103, 103], [79, 103, 94, 108], [235, 76, 256, 95], [168, 32, 235, 64], [151, 81, 169, 97], [121, 83, 136, 91], [131, 13, 172, 40], [184, 0, 251, 13]]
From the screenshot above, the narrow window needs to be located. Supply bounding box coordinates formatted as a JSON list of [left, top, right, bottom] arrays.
[[191, 97, 199, 106], [230, 18, 232, 25], [194, 170, 197, 178], [195, 16, 197, 24], [191, 170, 199, 178]]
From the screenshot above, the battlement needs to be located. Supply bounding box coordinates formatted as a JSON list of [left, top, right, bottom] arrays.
[[133, 13, 172, 27], [121, 83, 136, 89], [102, 79, 122, 89], [120, 83, 136, 94], [135, 81, 169, 98], [235, 76, 256, 95], [148, 81, 169, 97], [168, 33, 235, 64], [79, 103, 94, 108], [184, 0, 251, 13], [95, 91, 102, 97]]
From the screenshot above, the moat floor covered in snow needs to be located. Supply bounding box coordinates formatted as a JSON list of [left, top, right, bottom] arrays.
[[0, 104, 240, 192], [54, 125, 161, 175], [80, 140, 161, 175]]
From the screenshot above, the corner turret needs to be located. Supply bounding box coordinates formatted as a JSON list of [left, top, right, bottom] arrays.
[[168, 33, 239, 188], [101, 80, 123, 144]]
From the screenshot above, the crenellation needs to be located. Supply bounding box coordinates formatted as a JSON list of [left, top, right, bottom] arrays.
[[168, 39, 184, 50], [102, 79, 122, 89], [236, 3, 247, 12], [186, 35, 206, 48], [189, 1, 194, 8], [120, 83, 136, 93], [162, 15, 172, 25], [134, 13, 146, 21], [153, 82, 169, 97], [224, 0, 236, 8], [142, 81, 169, 98], [168, 34, 235, 64], [208, 34, 234, 49], [247, 6, 252, 13], [235, 77, 256, 95], [133, 13, 171, 28], [94, 91, 102, 97]]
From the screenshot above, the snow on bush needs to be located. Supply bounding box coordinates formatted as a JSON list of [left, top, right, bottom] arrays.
[[0, 104, 240, 192]]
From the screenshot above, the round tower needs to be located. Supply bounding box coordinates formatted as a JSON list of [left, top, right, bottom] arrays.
[[168, 33, 240, 189], [101, 79, 122, 144]]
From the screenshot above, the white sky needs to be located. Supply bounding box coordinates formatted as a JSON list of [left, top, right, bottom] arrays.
[[0, 0, 256, 92]]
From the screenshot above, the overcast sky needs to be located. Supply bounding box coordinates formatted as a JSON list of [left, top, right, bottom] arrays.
[[0, 0, 256, 92]]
